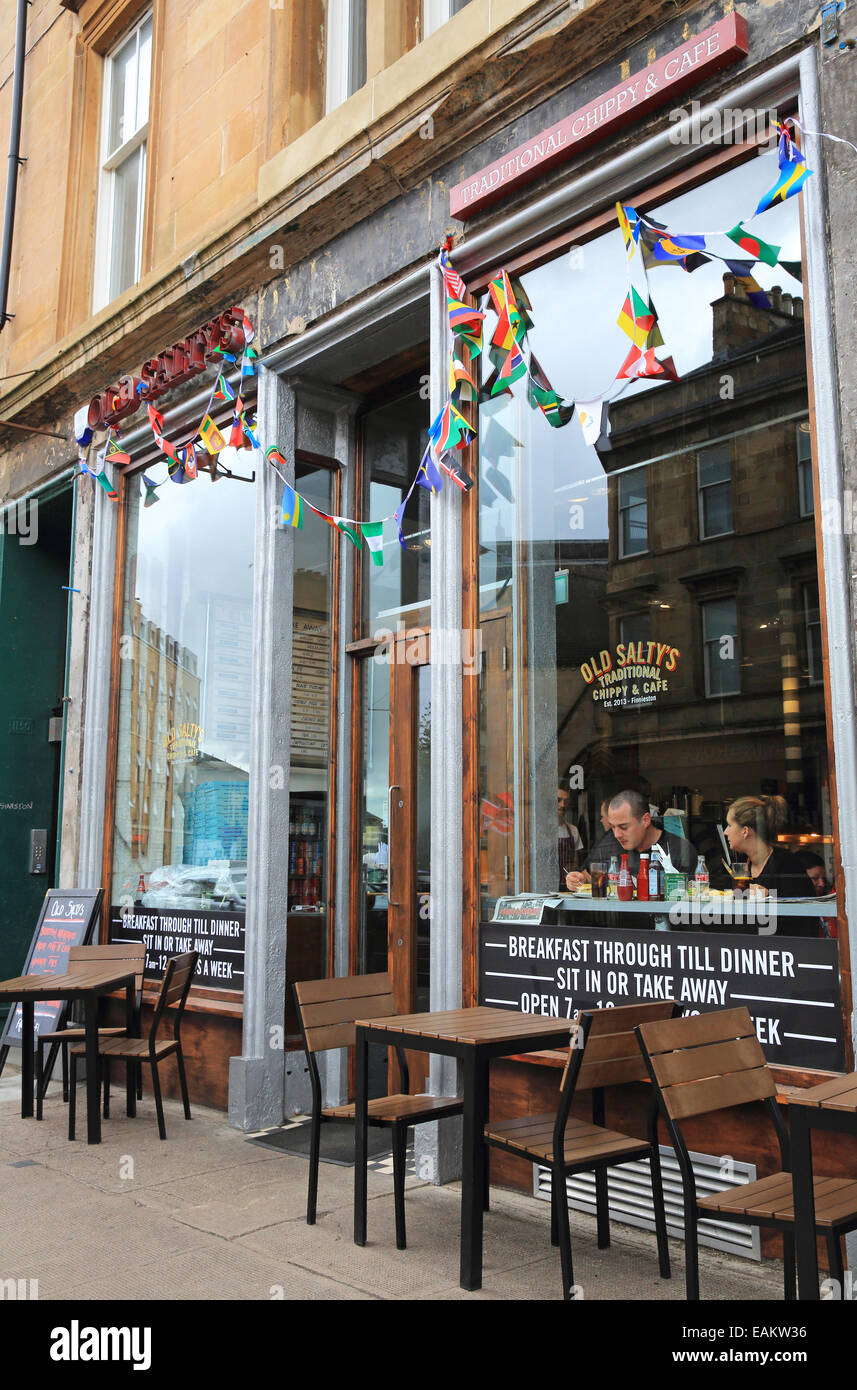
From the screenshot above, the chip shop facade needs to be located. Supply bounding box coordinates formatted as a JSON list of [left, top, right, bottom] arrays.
[[59, 0, 857, 1256]]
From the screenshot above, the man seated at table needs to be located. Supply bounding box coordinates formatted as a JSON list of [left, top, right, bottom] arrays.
[[565, 789, 698, 890], [557, 782, 584, 889]]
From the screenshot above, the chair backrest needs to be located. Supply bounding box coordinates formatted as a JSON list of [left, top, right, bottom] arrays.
[[150, 952, 198, 1038], [67, 942, 147, 996], [561, 1001, 679, 1094], [636, 1006, 776, 1122], [294, 973, 397, 1055]]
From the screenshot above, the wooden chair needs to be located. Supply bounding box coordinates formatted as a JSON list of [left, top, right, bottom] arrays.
[[294, 973, 463, 1250], [636, 1006, 857, 1300], [68, 952, 198, 1142], [35, 942, 147, 1120], [484, 1001, 679, 1301]]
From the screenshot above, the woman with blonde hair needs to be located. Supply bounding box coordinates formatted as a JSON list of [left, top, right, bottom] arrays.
[[724, 795, 814, 899]]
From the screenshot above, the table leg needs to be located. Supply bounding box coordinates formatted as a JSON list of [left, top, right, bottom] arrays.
[[84, 995, 101, 1145], [791, 1109, 819, 1300], [21, 1001, 34, 1118], [354, 1025, 368, 1246], [460, 1049, 488, 1291]]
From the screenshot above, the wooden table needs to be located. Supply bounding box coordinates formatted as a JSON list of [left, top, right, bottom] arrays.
[[353, 1006, 573, 1290], [0, 965, 137, 1145], [790, 1073, 857, 1299]]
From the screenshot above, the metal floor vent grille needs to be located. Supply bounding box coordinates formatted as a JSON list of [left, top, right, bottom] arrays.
[[535, 1145, 761, 1260]]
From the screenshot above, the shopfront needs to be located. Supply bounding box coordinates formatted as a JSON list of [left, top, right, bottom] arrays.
[[63, 2, 857, 1232]]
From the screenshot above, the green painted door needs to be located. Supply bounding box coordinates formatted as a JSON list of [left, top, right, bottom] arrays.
[[0, 487, 72, 994]]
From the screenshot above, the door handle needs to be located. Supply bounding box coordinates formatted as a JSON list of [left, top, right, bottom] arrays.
[[387, 784, 401, 907]]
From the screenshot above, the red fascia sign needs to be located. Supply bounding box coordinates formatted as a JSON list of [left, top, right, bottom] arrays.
[[87, 307, 247, 431], [450, 13, 749, 220]]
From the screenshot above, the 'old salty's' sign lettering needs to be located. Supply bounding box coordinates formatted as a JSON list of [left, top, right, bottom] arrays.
[[450, 14, 749, 219]]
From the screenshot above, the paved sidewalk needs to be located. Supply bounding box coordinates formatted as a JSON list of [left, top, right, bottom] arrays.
[[0, 1062, 784, 1302]]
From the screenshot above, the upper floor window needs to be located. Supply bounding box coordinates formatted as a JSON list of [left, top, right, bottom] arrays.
[[797, 422, 814, 517], [617, 468, 647, 557], [93, 11, 152, 311], [702, 597, 740, 697], [422, 0, 473, 38], [326, 0, 367, 113], [698, 443, 733, 539]]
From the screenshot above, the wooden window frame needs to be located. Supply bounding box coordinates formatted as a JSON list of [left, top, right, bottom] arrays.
[[57, 0, 164, 337]]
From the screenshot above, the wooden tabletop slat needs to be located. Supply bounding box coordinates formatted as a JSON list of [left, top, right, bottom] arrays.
[[789, 1073, 857, 1112], [355, 1007, 571, 1045], [0, 966, 137, 996]]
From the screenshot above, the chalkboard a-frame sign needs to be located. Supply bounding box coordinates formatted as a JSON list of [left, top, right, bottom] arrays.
[[0, 889, 103, 1066]]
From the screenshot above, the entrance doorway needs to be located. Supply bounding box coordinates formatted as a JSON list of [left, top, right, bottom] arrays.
[[0, 484, 73, 1001]]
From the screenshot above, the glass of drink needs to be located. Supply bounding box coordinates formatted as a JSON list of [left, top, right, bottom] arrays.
[[731, 857, 751, 890], [590, 863, 608, 899]]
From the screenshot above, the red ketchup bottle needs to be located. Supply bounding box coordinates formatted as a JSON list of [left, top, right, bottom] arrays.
[[618, 853, 634, 901]]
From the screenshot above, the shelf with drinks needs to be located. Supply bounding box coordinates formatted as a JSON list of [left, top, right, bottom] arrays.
[[288, 798, 326, 912]]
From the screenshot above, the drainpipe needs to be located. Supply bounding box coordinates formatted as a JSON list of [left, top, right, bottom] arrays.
[[0, 0, 29, 333]]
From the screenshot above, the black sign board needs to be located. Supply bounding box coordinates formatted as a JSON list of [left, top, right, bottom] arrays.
[[480, 920, 844, 1071], [109, 905, 245, 992], [0, 889, 103, 1056]]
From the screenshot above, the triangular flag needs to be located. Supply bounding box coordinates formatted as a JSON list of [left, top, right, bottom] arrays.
[[616, 345, 680, 381], [214, 374, 235, 401], [616, 203, 640, 257], [724, 260, 773, 310], [333, 516, 362, 548], [394, 498, 409, 551], [437, 456, 474, 492], [449, 355, 477, 402], [229, 395, 245, 449], [241, 347, 258, 377], [755, 158, 811, 215], [415, 453, 445, 493], [280, 483, 303, 528], [575, 399, 607, 448], [142, 475, 160, 507], [617, 287, 663, 349], [725, 222, 781, 267], [199, 415, 228, 455], [95, 468, 118, 500], [440, 250, 468, 302], [360, 520, 385, 566]]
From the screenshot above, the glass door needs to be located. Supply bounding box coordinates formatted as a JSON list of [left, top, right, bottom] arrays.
[[355, 634, 430, 1092]]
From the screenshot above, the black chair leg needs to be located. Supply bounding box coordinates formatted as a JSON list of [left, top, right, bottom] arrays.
[[150, 1061, 167, 1141], [136, 1060, 143, 1101], [684, 1197, 700, 1301], [650, 1147, 671, 1279], [392, 1122, 407, 1251], [68, 1054, 77, 1142], [36, 1041, 44, 1121], [176, 1047, 191, 1120], [103, 1059, 110, 1119], [553, 1166, 575, 1300], [483, 1140, 490, 1212], [307, 1111, 321, 1224], [783, 1233, 796, 1300], [595, 1166, 610, 1249], [826, 1232, 844, 1295], [61, 1041, 68, 1103], [550, 1180, 559, 1247]]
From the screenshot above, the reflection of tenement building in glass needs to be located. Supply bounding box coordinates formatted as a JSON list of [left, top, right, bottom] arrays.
[[116, 596, 201, 892], [581, 275, 826, 850]]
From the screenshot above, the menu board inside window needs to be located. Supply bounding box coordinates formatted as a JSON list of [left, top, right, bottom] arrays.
[[477, 148, 836, 943]]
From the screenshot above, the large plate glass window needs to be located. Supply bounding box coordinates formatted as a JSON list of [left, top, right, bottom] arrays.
[[477, 148, 835, 944], [109, 454, 256, 992]]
